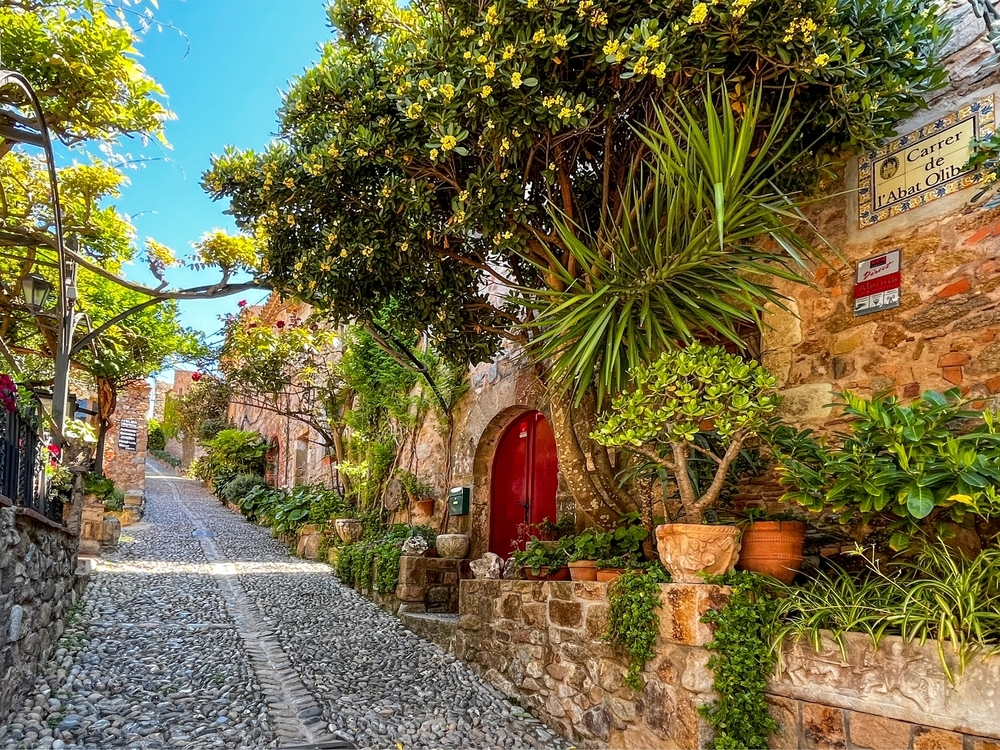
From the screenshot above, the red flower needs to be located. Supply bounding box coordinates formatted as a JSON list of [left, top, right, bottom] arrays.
[[275, 320, 286, 329], [0, 373, 15, 413], [191, 372, 202, 382], [238, 300, 247, 307], [47, 444, 60, 457]]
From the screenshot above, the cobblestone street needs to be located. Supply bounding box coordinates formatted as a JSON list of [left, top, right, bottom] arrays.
[[1, 462, 571, 750]]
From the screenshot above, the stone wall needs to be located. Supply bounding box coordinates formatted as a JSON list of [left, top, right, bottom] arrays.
[[102, 380, 150, 496], [0, 500, 86, 722], [454, 580, 1000, 749], [763, 4, 1000, 427]]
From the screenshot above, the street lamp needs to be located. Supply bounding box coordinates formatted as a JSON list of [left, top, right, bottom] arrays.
[[19, 273, 53, 311]]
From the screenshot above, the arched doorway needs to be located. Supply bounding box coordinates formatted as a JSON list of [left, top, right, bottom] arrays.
[[489, 410, 558, 558]]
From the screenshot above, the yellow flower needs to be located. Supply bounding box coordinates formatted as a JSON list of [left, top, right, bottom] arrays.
[[362, 245, 374, 258], [283, 177, 295, 188], [652, 62, 667, 79], [464, 50, 473, 60], [510, 72, 523, 88], [499, 137, 511, 154], [418, 78, 432, 90], [730, 0, 753, 18], [430, 148, 439, 159], [526, 0, 538, 7], [558, 106, 572, 119], [603, 38, 623, 62], [590, 9, 608, 27], [460, 26, 475, 37], [356, 147, 368, 157], [441, 134, 458, 151], [500, 169, 511, 179], [577, 0, 594, 16], [813, 53, 830, 67], [400, 240, 410, 252], [645, 35, 660, 50], [440, 83, 455, 100], [633, 55, 650, 75], [459, 190, 470, 202], [553, 33, 569, 48], [503, 44, 517, 60], [477, 54, 488, 64], [406, 102, 424, 119], [532, 29, 547, 43], [485, 4, 500, 24], [453, 210, 466, 223], [480, 85, 493, 98], [688, 2, 708, 24], [484, 62, 497, 79]]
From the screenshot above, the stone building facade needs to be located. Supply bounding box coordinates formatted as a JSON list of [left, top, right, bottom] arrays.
[[101, 380, 150, 497]]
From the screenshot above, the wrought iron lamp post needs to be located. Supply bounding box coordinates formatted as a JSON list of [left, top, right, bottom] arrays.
[[0, 67, 78, 441]]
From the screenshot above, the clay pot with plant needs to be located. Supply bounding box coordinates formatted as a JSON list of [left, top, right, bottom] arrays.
[[592, 343, 779, 583], [511, 538, 570, 580], [736, 510, 807, 584]]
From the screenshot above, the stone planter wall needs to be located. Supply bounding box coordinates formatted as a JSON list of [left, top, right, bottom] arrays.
[[330, 552, 463, 617], [0, 501, 87, 722], [454, 580, 1000, 749]]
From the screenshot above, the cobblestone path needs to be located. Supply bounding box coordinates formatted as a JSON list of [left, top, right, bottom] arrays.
[[2, 462, 572, 750]]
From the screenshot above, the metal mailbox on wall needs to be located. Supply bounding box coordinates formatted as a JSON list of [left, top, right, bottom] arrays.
[[449, 486, 470, 515]]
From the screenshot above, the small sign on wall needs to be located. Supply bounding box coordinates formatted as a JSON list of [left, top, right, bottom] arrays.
[[853, 249, 901, 316], [857, 96, 996, 228], [118, 418, 139, 452]]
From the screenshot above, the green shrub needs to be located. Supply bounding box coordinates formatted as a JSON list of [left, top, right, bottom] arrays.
[[149, 449, 182, 467], [771, 389, 1000, 549], [104, 489, 125, 512], [147, 420, 166, 451], [238, 485, 284, 524], [201, 429, 268, 495], [221, 473, 269, 504]]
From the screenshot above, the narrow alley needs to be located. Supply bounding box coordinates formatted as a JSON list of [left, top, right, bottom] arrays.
[[2, 462, 570, 750]]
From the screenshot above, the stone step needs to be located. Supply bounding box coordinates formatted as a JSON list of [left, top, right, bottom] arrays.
[[400, 612, 459, 651]]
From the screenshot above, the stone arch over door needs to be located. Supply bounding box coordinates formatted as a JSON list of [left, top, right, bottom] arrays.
[[469, 405, 559, 561]]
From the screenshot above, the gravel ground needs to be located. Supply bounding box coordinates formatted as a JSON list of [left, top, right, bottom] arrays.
[[1, 462, 573, 750]]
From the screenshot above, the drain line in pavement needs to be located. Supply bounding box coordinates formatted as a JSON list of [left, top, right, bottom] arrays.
[[162, 476, 342, 748]]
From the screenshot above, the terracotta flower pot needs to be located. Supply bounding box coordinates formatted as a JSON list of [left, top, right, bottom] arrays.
[[436, 533, 471, 559], [568, 560, 598, 582], [737, 520, 806, 584], [596, 568, 626, 583], [655, 523, 741, 583], [334, 518, 364, 544]]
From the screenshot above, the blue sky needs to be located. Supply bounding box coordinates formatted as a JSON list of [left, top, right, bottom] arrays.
[[108, 0, 329, 349]]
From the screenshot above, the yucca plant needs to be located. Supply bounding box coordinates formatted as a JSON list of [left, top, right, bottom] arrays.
[[520, 82, 831, 406]]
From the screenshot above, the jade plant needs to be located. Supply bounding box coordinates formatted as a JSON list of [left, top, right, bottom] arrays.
[[592, 343, 778, 524]]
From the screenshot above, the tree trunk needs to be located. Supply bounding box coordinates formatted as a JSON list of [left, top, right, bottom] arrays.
[[93, 377, 118, 475], [548, 389, 636, 527]]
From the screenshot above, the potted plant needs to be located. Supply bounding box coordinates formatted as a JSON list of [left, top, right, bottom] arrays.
[[511, 538, 570, 580], [736, 510, 807, 584], [562, 528, 612, 581], [595, 555, 638, 583], [592, 343, 779, 583], [335, 518, 364, 544]]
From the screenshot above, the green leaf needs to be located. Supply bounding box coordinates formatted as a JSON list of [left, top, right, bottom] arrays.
[[906, 485, 935, 519]]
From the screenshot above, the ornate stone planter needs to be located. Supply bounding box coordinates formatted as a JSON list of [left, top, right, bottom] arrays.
[[436, 533, 470, 559], [655, 523, 741, 583], [335, 518, 364, 544]]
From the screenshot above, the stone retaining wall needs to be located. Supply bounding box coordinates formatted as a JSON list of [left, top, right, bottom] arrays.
[[454, 580, 1000, 749], [0, 501, 86, 721]]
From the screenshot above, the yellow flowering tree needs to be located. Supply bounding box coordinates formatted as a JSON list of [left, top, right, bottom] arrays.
[[204, 0, 947, 521]]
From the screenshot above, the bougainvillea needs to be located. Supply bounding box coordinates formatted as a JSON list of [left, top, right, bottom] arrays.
[[0, 374, 17, 413]]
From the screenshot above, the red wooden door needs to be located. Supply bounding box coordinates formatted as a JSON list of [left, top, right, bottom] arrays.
[[489, 411, 558, 558]]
